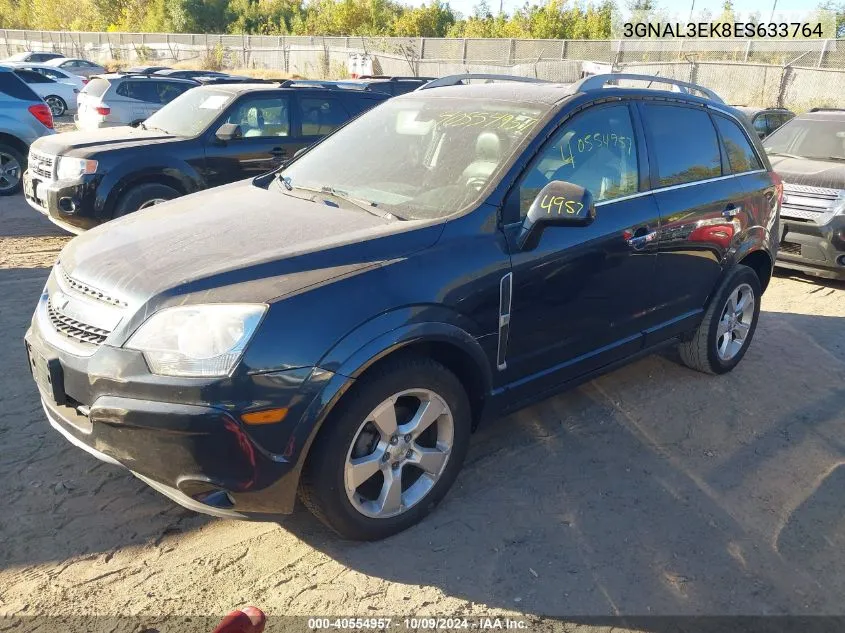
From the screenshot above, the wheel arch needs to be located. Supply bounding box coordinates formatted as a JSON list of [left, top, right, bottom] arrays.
[[738, 248, 774, 292], [0, 132, 29, 159], [101, 162, 202, 219]]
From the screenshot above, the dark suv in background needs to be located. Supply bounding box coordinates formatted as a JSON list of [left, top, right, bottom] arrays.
[[25, 74, 780, 540], [23, 82, 388, 232], [764, 108, 845, 280]]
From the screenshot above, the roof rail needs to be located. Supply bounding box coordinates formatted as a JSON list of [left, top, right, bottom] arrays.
[[357, 75, 435, 82], [418, 73, 549, 90], [572, 73, 724, 104], [278, 79, 365, 90], [809, 107, 845, 113]]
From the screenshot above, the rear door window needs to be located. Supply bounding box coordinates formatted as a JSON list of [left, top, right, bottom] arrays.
[[117, 81, 159, 103], [0, 72, 40, 100], [713, 115, 762, 173], [15, 69, 54, 84], [642, 104, 721, 187], [298, 96, 350, 136], [82, 77, 111, 98]]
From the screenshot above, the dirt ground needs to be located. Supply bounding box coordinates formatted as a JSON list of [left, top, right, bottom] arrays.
[[1, 190, 844, 630]]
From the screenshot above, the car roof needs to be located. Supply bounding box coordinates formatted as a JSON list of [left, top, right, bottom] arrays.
[[94, 73, 197, 84], [394, 81, 580, 104], [732, 105, 793, 116], [798, 109, 845, 121], [3, 61, 71, 71], [188, 82, 390, 96]]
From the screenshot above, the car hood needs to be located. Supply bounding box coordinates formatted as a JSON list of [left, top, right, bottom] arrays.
[[769, 155, 845, 189], [59, 180, 441, 310], [32, 126, 183, 158]]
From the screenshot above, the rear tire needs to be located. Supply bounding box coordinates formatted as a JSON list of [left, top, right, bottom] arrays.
[[45, 95, 67, 117], [679, 264, 761, 375], [0, 144, 25, 196], [299, 356, 471, 540], [114, 183, 179, 217]]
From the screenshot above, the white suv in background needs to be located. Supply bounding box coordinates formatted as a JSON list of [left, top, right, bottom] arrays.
[[76, 73, 195, 130]]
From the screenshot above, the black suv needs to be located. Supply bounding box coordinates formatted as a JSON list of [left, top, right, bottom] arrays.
[[25, 74, 780, 540], [763, 108, 845, 280], [22, 82, 388, 233]]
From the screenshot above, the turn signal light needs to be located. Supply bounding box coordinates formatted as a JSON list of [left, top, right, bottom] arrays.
[[241, 408, 288, 425], [28, 104, 53, 129]]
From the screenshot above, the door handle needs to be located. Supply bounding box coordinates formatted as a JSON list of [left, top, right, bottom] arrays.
[[626, 229, 657, 250], [722, 204, 741, 219]]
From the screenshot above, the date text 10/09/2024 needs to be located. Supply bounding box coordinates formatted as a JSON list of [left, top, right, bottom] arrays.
[[307, 618, 529, 629]]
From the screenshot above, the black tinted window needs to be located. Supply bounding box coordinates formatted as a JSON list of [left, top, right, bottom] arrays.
[[299, 97, 349, 136], [643, 104, 721, 187], [117, 81, 159, 102], [714, 115, 762, 173], [0, 72, 40, 100], [15, 69, 53, 84]]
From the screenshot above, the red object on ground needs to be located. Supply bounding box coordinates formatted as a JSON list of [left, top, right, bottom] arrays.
[[212, 607, 266, 633]]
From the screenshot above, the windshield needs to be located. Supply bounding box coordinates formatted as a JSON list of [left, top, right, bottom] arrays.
[[764, 117, 845, 160], [143, 88, 233, 137], [280, 97, 550, 220]]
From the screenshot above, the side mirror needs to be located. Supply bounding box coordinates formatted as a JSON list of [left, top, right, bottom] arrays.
[[215, 123, 242, 142], [517, 181, 596, 251]]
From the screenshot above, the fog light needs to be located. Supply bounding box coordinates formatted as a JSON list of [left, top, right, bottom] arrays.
[[837, 254, 845, 267], [58, 197, 76, 213]]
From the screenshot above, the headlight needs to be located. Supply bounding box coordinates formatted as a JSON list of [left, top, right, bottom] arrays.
[[126, 304, 267, 377], [833, 190, 845, 216], [56, 156, 98, 180]]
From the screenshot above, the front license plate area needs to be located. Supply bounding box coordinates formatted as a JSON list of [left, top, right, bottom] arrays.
[[26, 343, 66, 405]]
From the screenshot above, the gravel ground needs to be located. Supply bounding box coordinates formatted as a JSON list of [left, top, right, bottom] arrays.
[[1, 191, 844, 630]]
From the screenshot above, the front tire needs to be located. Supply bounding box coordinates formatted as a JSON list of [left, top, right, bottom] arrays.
[[114, 183, 180, 217], [300, 356, 471, 540], [45, 95, 67, 117], [0, 144, 25, 196], [679, 264, 761, 374]]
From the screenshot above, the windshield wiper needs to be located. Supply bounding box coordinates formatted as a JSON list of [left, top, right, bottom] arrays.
[[825, 156, 845, 162], [138, 122, 169, 134], [285, 183, 402, 220]]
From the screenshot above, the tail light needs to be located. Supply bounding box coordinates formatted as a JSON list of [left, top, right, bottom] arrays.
[[28, 104, 53, 129], [770, 171, 784, 207], [82, 78, 89, 85], [95, 105, 111, 116]]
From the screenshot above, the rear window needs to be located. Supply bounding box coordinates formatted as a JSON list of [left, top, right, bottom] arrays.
[[82, 77, 111, 98], [714, 115, 762, 173], [0, 71, 40, 101], [643, 104, 722, 187]]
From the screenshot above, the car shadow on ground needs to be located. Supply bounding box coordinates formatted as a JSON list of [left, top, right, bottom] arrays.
[[273, 309, 845, 615]]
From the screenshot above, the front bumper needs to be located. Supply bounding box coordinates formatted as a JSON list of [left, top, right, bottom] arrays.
[[777, 215, 845, 280], [25, 298, 334, 517], [23, 169, 101, 234]]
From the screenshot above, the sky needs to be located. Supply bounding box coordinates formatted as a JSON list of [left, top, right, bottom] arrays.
[[413, 0, 815, 23]]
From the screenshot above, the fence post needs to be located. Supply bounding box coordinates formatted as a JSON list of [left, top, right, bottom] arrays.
[[818, 39, 829, 68], [508, 38, 515, 64], [462, 38, 467, 63], [560, 39, 566, 60], [744, 40, 751, 62]]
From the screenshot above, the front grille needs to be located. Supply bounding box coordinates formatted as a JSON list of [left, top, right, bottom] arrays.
[[780, 241, 802, 256], [28, 149, 55, 180], [60, 267, 128, 308], [47, 297, 111, 346], [781, 183, 842, 222]]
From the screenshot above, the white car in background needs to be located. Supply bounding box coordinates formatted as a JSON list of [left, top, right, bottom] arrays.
[[12, 68, 79, 117], [4, 62, 87, 90], [44, 57, 106, 79]]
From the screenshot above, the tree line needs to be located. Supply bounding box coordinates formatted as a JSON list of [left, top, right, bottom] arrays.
[[0, 0, 614, 38]]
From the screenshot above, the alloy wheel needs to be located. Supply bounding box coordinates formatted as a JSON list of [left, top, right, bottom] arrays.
[[0, 151, 21, 193], [344, 388, 454, 519], [45, 96, 65, 117], [137, 198, 168, 209], [716, 282, 755, 361]]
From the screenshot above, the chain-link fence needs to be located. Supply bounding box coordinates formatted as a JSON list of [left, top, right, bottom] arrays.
[[2, 30, 844, 108]]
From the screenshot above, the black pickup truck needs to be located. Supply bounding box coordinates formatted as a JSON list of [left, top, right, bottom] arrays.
[[23, 82, 388, 233]]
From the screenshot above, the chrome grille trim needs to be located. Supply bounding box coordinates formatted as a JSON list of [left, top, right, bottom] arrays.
[[28, 149, 56, 180], [47, 297, 110, 346], [781, 183, 844, 225], [59, 266, 128, 308]]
